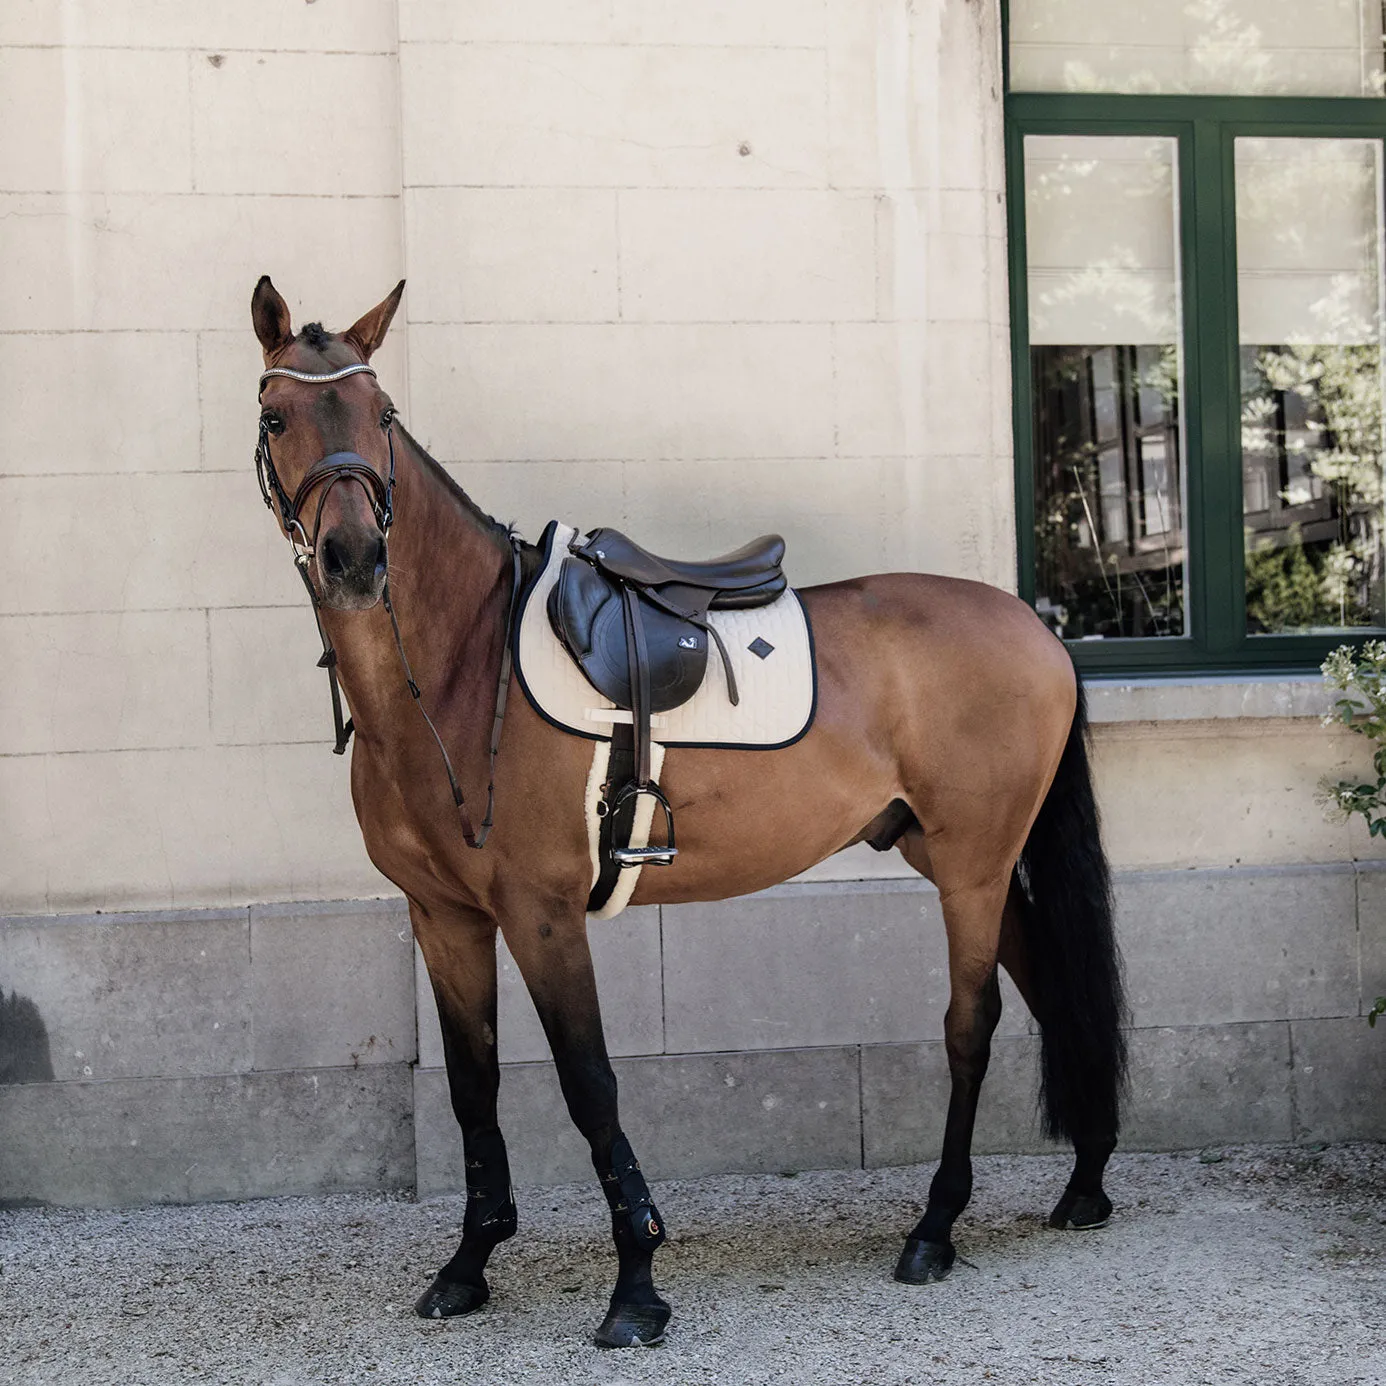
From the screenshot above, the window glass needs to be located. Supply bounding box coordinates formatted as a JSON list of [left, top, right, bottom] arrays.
[[1026, 136, 1186, 639], [1237, 137, 1386, 632], [1010, 0, 1386, 97]]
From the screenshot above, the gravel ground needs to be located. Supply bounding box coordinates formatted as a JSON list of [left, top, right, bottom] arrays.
[[2, 1144, 1384, 1386]]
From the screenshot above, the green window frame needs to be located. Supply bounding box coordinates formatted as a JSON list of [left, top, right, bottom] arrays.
[[1003, 7, 1386, 675]]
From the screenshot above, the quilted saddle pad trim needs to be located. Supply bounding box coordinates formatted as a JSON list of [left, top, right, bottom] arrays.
[[582, 737, 666, 921]]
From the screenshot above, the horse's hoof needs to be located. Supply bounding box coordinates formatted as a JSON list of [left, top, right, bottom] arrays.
[[1048, 1189, 1112, 1230], [414, 1274, 490, 1319], [593, 1298, 671, 1348], [893, 1237, 956, 1284]]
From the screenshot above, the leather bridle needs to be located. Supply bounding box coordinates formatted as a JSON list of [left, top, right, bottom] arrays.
[[255, 363, 395, 560], [253, 361, 521, 850]]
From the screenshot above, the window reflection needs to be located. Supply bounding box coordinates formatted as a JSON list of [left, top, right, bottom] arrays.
[[1237, 138, 1386, 633], [1025, 135, 1186, 639], [1010, 0, 1386, 98], [1242, 344, 1385, 631], [1034, 345, 1184, 638]]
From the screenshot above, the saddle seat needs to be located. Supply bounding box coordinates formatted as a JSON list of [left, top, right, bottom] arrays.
[[576, 527, 786, 606]]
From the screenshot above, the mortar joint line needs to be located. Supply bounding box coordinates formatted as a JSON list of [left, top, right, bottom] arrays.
[[829, 320, 840, 455], [1354, 862, 1364, 1017], [204, 608, 213, 740], [1286, 1020, 1301, 1142], [244, 903, 257, 1078], [390, 0, 412, 427], [657, 904, 667, 1055], [614, 190, 624, 322], [872, 191, 882, 324], [186, 49, 199, 195], [194, 331, 206, 468], [857, 1043, 865, 1169]]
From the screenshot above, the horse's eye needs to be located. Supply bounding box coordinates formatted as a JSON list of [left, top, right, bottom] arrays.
[[262, 413, 285, 436], [380, 408, 396, 428]]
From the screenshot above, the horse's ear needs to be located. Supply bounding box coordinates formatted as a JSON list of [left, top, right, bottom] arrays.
[[252, 275, 294, 357], [344, 280, 406, 362]]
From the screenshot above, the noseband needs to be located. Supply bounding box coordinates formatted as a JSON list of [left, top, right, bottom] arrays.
[[252, 361, 522, 851]]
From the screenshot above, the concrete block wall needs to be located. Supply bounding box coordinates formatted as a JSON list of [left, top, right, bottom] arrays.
[[412, 865, 1386, 1196], [6, 862, 1383, 1207]]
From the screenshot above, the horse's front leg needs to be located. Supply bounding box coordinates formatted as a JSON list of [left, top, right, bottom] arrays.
[[412, 902, 518, 1318], [503, 901, 670, 1349]]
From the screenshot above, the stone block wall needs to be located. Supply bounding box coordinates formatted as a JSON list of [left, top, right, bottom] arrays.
[[5, 864, 1383, 1207], [1, 1, 405, 915], [1, 0, 1018, 918]]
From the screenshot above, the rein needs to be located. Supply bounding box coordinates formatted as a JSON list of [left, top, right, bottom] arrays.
[[254, 363, 521, 850]]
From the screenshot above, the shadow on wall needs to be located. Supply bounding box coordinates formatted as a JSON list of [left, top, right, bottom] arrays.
[[0, 990, 55, 1084]]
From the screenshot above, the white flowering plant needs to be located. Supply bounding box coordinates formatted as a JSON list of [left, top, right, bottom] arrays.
[[1320, 640, 1386, 1026]]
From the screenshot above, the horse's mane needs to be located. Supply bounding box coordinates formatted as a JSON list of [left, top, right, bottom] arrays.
[[397, 423, 519, 546]]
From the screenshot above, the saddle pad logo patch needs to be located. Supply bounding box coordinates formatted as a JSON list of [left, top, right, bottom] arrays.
[[748, 637, 775, 660]]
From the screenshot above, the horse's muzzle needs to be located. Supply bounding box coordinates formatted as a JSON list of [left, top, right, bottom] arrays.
[[317, 523, 387, 609]]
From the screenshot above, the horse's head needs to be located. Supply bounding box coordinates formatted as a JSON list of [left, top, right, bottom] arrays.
[[251, 276, 406, 611]]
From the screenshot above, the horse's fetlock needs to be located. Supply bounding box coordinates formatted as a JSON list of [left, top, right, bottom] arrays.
[[925, 1171, 973, 1217]]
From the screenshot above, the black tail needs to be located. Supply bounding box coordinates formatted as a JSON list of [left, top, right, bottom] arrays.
[[1016, 675, 1127, 1145]]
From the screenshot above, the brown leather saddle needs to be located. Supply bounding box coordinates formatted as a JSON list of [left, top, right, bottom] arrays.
[[547, 527, 786, 894]]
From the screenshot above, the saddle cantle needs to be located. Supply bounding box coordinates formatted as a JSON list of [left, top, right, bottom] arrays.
[[547, 526, 788, 879]]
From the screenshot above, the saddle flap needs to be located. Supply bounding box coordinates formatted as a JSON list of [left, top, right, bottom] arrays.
[[547, 557, 708, 713]]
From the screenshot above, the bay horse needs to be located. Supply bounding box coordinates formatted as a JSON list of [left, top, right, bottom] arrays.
[[249, 278, 1126, 1348]]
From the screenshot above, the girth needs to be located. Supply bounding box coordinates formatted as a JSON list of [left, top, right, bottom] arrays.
[[547, 526, 787, 881]]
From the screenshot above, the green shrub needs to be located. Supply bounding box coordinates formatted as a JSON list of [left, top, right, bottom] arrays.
[[1321, 641, 1386, 1026]]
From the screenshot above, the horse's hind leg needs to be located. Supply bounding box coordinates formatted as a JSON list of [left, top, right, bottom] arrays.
[[998, 886, 1115, 1229], [893, 861, 1009, 1284], [503, 904, 670, 1349], [412, 903, 518, 1318]]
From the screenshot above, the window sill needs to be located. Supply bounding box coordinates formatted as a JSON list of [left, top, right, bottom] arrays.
[[1085, 673, 1333, 724]]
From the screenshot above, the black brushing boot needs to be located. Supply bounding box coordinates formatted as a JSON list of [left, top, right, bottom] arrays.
[[593, 1135, 671, 1348], [415, 1145, 517, 1319]]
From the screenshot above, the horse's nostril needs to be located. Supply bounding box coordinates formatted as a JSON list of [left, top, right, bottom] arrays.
[[319, 527, 386, 595], [320, 533, 349, 580]]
